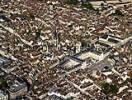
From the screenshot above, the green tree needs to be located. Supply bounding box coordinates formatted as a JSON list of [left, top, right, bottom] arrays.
[[35, 28, 42, 39], [66, 0, 79, 5], [101, 82, 110, 94], [0, 78, 8, 89], [81, 2, 95, 10], [65, 96, 74, 100], [100, 82, 119, 94], [110, 84, 119, 94], [112, 9, 124, 16], [81, 40, 87, 48]]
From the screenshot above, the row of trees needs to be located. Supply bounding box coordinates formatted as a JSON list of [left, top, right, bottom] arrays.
[[66, 0, 95, 10], [66, 0, 79, 5]]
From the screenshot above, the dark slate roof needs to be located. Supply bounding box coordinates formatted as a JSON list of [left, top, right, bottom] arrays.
[[0, 57, 11, 66]]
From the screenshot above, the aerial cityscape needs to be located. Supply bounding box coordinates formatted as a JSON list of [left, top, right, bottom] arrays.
[[0, 0, 132, 100]]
